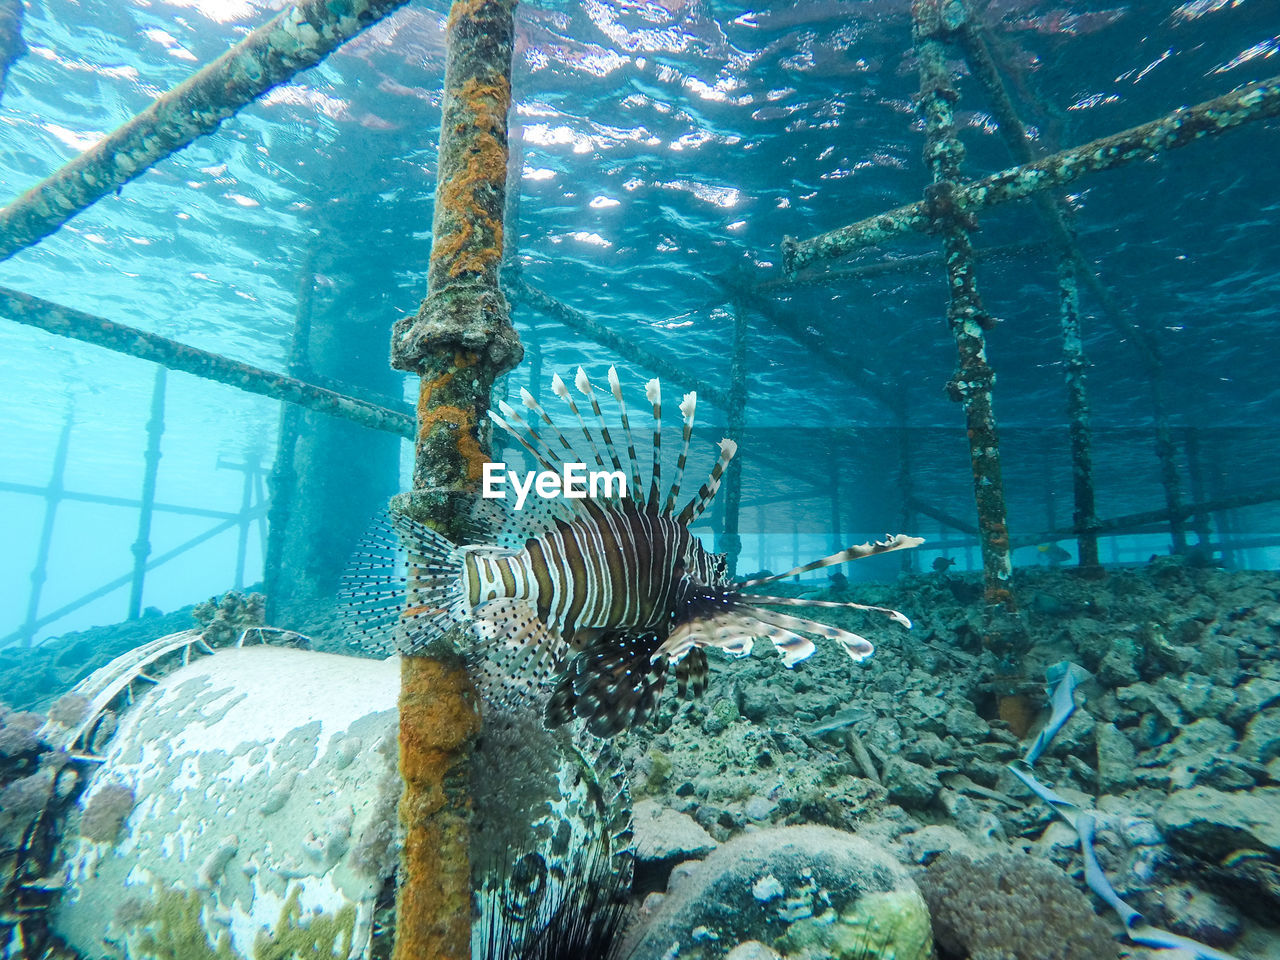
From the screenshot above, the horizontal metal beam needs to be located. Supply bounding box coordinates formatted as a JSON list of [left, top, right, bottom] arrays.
[[1, 507, 266, 647], [0, 286, 415, 438], [1011, 485, 1280, 550], [0, 0, 411, 264], [508, 278, 731, 409], [783, 74, 1280, 273], [0, 480, 242, 520]]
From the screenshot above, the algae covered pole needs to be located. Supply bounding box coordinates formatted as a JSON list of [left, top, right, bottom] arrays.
[[911, 0, 1015, 613], [912, 0, 1026, 726], [386, 0, 523, 956]]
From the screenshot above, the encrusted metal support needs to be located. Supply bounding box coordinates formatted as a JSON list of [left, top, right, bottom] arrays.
[[1183, 427, 1213, 550], [19, 409, 72, 647], [0, 0, 410, 264], [953, 13, 1101, 571], [0, 285, 414, 437], [128, 367, 167, 619], [913, 0, 1025, 727], [912, 0, 1015, 613], [264, 257, 315, 624], [1056, 255, 1099, 568], [0, 0, 24, 104], [719, 297, 750, 575], [508, 278, 729, 408], [387, 0, 522, 956], [756, 237, 1050, 294], [783, 73, 1280, 273], [1150, 356, 1189, 554]]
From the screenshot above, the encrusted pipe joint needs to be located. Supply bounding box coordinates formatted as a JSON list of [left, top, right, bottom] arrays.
[[912, 0, 967, 39], [391, 285, 524, 375]]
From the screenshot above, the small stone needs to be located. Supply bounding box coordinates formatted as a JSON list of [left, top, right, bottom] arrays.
[[744, 795, 777, 822], [633, 799, 718, 864], [725, 942, 781, 960], [883, 756, 941, 810], [1156, 786, 1280, 860], [1095, 722, 1136, 792], [751, 874, 784, 902], [1227, 678, 1280, 724], [1098, 637, 1141, 686], [944, 706, 988, 740], [1157, 883, 1242, 948], [1240, 708, 1280, 764]]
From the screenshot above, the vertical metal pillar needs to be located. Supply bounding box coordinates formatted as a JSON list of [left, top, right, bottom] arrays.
[[128, 366, 166, 619], [20, 408, 72, 647], [386, 0, 522, 956], [233, 452, 259, 590], [955, 11, 1100, 573], [0, 0, 25, 105], [264, 254, 314, 623], [756, 506, 766, 573], [914, 0, 1025, 729], [1057, 256, 1100, 568], [913, 0, 1015, 609], [1147, 339, 1188, 555], [1183, 426, 1212, 550], [719, 297, 749, 576], [894, 397, 917, 573]]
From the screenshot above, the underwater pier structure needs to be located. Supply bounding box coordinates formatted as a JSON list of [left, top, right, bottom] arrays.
[[777, 7, 1280, 584]]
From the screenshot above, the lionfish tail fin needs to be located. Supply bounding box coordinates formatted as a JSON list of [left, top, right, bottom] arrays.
[[737, 533, 925, 587], [677, 437, 738, 526], [338, 513, 467, 655], [546, 633, 670, 738]]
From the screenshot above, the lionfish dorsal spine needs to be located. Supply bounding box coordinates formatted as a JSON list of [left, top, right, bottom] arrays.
[[663, 392, 697, 516], [525, 381, 579, 464], [645, 378, 661, 511], [553, 371, 606, 471], [494, 399, 558, 473], [576, 367, 625, 483], [677, 436, 737, 526], [608, 366, 644, 500]]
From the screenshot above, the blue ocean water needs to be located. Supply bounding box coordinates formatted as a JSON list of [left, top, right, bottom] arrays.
[[0, 0, 1278, 643]]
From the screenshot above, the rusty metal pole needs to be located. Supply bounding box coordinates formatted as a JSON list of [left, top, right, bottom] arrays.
[[386, 0, 523, 956], [913, 0, 1024, 725]]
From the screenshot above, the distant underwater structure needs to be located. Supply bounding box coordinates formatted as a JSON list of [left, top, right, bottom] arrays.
[[1, 0, 1279, 956]]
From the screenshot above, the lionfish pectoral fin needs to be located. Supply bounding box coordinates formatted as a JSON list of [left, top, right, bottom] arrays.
[[469, 600, 572, 711], [742, 606, 874, 663], [546, 632, 668, 738], [338, 512, 466, 656]]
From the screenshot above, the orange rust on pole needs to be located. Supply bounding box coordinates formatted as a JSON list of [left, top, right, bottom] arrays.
[[387, 0, 522, 957]]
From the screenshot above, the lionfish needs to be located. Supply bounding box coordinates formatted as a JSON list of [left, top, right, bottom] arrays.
[[343, 367, 923, 737]]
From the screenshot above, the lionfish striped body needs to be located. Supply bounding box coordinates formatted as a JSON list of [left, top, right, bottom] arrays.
[[343, 367, 923, 737]]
